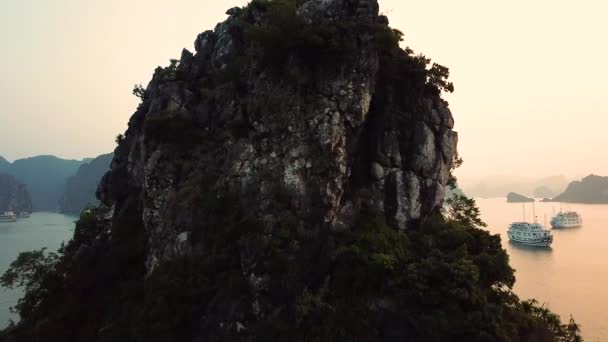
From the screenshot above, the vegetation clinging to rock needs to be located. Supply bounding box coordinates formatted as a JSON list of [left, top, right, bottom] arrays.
[[1, 196, 582, 341], [0, 0, 583, 341]]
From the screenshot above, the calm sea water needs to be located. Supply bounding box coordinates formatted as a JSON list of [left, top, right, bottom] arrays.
[[477, 198, 608, 341], [0, 212, 75, 328]]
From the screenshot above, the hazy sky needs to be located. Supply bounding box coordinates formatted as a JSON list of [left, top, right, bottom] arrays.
[[1, 0, 607, 179]]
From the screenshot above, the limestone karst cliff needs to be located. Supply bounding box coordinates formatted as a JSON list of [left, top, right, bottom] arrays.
[[98, 0, 457, 273], [1, 1, 583, 341], [0, 173, 32, 213]]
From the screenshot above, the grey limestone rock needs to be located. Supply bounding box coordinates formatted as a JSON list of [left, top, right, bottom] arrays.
[[98, 0, 458, 275], [95, 4, 458, 335]]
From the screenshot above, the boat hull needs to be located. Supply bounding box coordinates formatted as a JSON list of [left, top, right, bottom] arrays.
[[0, 217, 17, 223], [550, 222, 582, 229], [507, 232, 553, 247]]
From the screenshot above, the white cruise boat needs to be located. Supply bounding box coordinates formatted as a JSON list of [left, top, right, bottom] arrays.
[[550, 211, 582, 228], [0, 211, 18, 223], [507, 222, 553, 247]]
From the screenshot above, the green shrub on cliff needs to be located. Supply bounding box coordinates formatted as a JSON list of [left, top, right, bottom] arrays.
[[0, 205, 145, 341], [243, 0, 357, 77], [242, 0, 455, 96], [132, 84, 146, 99]]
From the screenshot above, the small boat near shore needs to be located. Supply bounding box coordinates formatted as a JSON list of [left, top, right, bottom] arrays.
[[0, 211, 18, 223]]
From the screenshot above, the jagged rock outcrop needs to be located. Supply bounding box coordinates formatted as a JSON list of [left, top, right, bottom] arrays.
[[95, 0, 457, 339], [99, 0, 457, 274], [507, 192, 534, 203], [59, 153, 113, 214], [552, 174, 608, 203], [0, 173, 32, 213]]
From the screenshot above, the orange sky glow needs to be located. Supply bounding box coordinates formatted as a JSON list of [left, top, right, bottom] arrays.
[[1, 0, 607, 180]]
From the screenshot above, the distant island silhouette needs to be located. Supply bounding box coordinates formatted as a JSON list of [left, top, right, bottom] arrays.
[[551, 174, 608, 203], [507, 192, 535, 203]]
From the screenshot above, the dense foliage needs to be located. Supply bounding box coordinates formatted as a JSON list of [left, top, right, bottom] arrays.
[[240, 0, 452, 95], [1, 194, 582, 341], [243, 0, 356, 69], [0, 204, 146, 341]]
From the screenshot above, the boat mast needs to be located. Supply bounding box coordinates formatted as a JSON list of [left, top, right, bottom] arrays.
[[532, 202, 537, 223], [522, 203, 526, 221]]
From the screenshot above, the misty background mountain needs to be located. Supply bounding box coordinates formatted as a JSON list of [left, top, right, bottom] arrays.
[[3, 156, 84, 210], [0, 157, 11, 172], [551, 174, 608, 203], [459, 175, 570, 198], [0, 173, 32, 213], [0, 154, 112, 212], [58, 153, 113, 214]]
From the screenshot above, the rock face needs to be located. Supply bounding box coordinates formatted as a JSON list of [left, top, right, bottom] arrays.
[[99, 0, 458, 275], [507, 192, 534, 203], [552, 174, 608, 203], [0, 173, 32, 213], [59, 153, 113, 214]]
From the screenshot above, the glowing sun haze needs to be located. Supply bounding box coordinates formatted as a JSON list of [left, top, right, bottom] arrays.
[[1, 0, 607, 180]]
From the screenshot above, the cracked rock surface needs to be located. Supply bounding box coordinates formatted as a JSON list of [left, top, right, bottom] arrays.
[[98, 0, 458, 274]]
